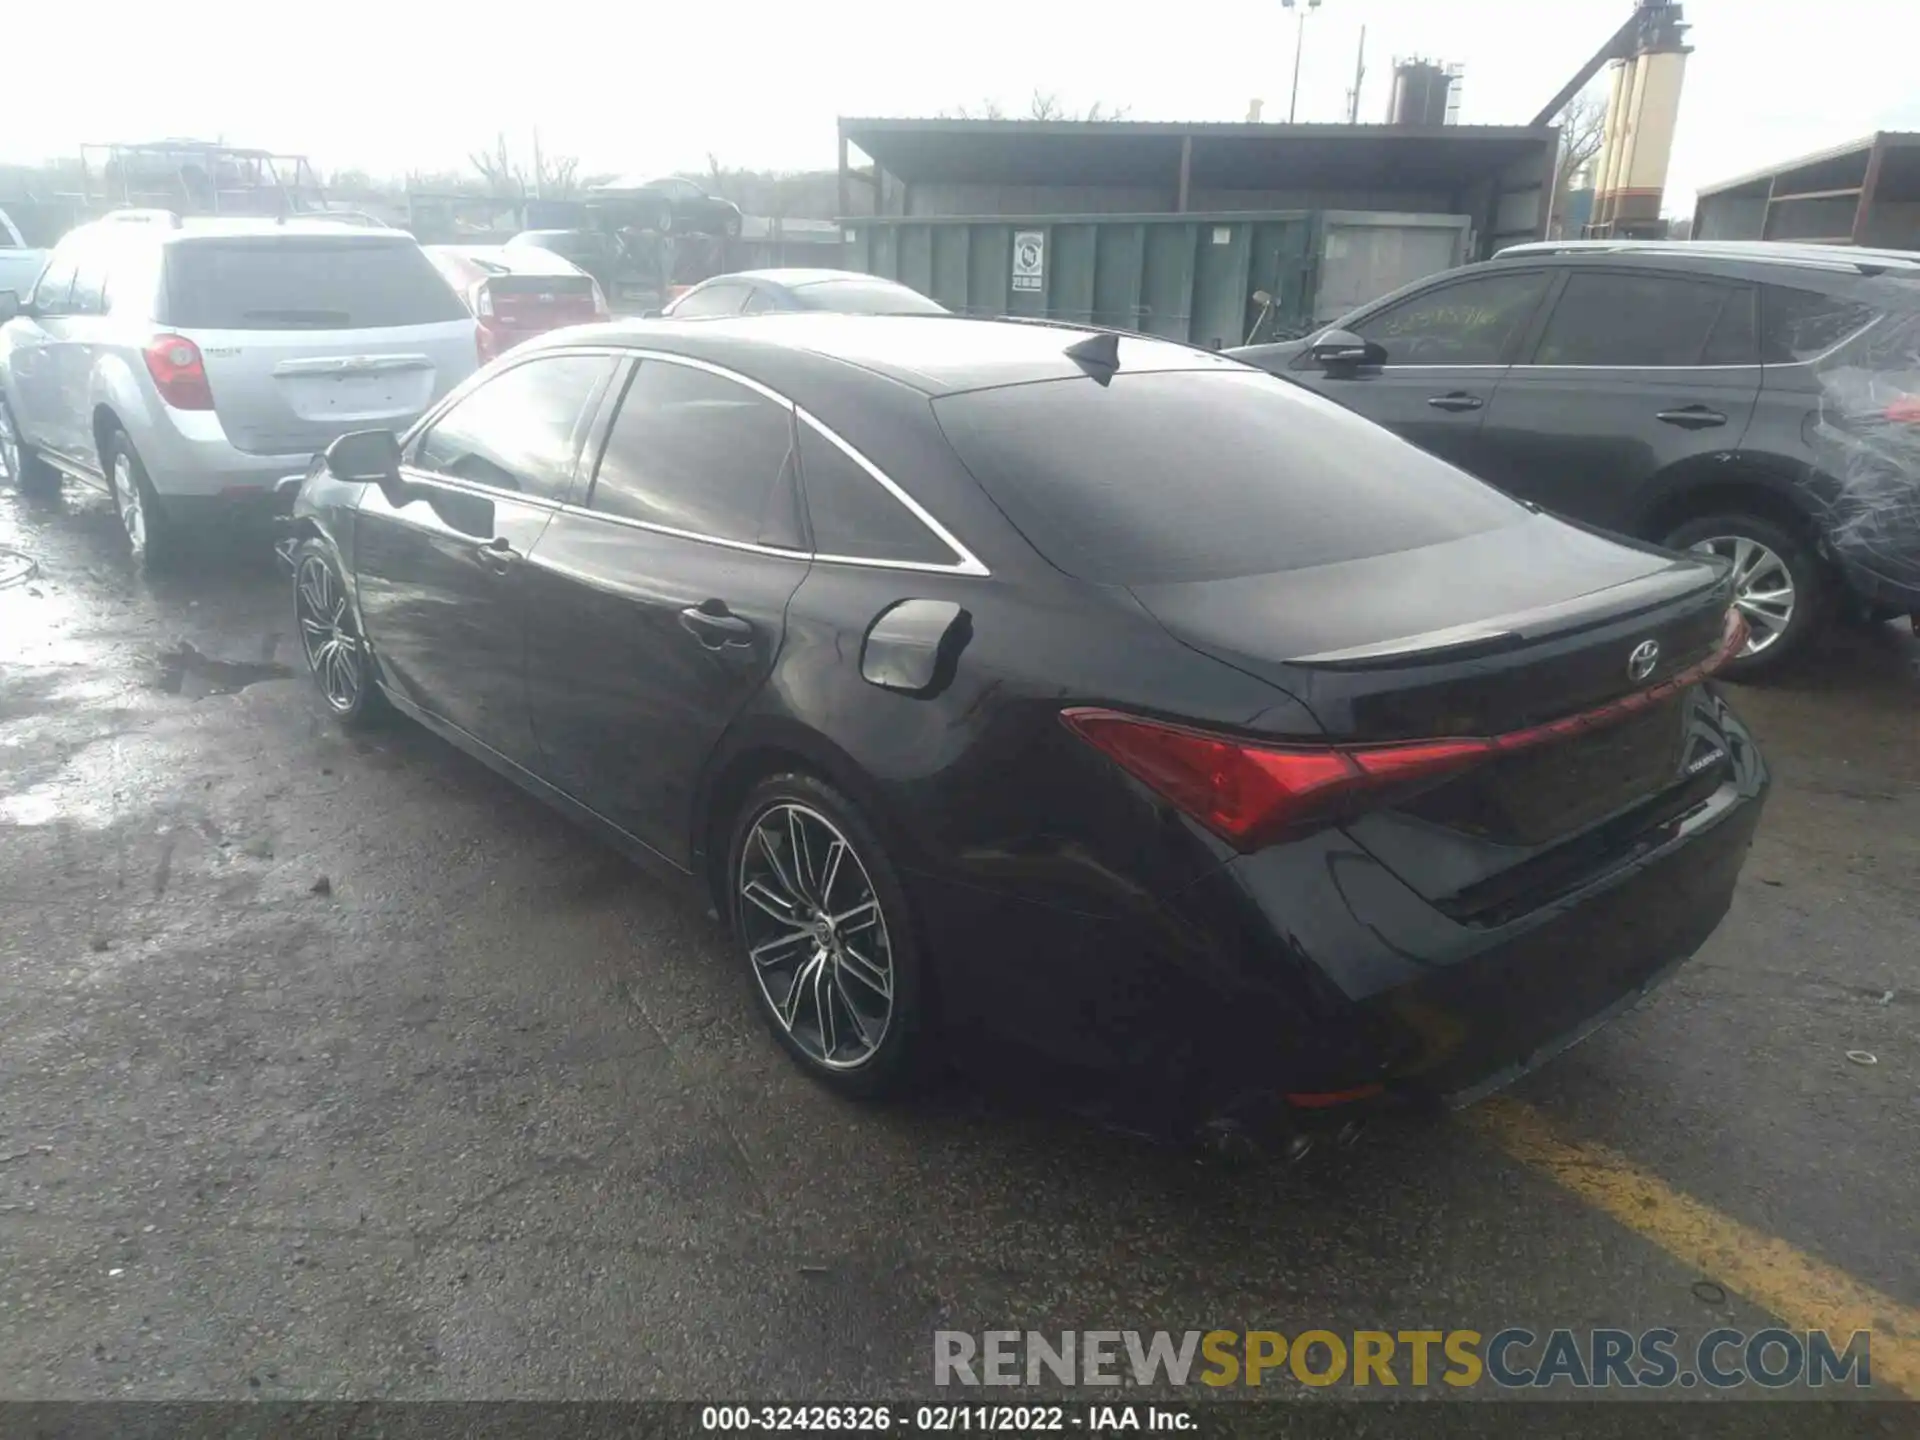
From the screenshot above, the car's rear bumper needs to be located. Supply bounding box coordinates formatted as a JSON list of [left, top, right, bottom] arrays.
[[911, 689, 1767, 1150], [136, 409, 319, 501]]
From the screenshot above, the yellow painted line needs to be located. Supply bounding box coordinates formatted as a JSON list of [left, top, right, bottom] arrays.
[[1467, 1096, 1920, 1398]]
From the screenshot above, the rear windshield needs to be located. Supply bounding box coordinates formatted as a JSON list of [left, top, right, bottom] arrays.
[[934, 368, 1528, 584], [161, 237, 468, 330], [795, 279, 946, 316]]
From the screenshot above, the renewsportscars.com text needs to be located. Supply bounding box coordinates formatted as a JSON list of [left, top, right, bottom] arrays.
[[933, 1328, 1873, 1390]]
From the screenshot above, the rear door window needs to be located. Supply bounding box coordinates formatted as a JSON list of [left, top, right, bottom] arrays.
[[1529, 271, 1736, 367], [935, 368, 1526, 584], [161, 237, 469, 330], [1759, 285, 1878, 363], [413, 353, 615, 502], [1349, 270, 1551, 365], [797, 420, 958, 565], [587, 359, 798, 546], [1701, 284, 1759, 366]]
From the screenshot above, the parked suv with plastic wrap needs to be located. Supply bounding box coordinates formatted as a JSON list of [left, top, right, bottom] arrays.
[[1230, 241, 1920, 675], [0, 214, 477, 564]]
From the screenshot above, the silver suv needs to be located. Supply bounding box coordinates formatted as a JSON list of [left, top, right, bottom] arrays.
[[0, 214, 478, 562]]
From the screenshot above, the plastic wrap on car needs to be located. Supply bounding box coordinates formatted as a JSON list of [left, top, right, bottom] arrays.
[[1807, 304, 1920, 598]]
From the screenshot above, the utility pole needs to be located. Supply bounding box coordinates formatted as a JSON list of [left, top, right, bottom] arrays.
[[1346, 24, 1367, 123], [1283, 0, 1324, 124]]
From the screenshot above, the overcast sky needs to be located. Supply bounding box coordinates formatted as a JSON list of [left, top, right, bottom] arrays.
[[5, 0, 1917, 211]]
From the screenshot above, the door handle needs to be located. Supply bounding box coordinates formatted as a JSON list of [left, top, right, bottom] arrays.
[[679, 603, 754, 650], [476, 536, 519, 574], [1656, 405, 1728, 430], [1426, 392, 1484, 413]]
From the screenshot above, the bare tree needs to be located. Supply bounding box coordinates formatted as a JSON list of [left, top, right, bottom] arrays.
[[468, 134, 522, 198], [940, 93, 1131, 122], [466, 133, 592, 199], [1548, 89, 1608, 238], [940, 98, 1008, 120], [533, 152, 583, 197]]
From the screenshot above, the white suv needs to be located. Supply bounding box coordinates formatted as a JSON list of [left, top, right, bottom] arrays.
[[0, 214, 478, 563]]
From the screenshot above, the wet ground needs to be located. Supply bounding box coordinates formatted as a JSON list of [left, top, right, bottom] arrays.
[[1, 479, 1915, 1423]]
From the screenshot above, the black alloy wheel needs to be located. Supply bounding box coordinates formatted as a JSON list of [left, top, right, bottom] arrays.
[[728, 773, 925, 1097], [294, 540, 385, 726]]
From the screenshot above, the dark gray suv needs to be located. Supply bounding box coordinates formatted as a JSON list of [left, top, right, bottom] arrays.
[[1231, 241, 1920, 675]]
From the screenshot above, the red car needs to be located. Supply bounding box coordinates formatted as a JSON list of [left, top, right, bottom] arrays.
[[424, 244, 608, 362]]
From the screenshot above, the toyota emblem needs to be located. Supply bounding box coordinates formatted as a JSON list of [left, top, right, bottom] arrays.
[[1628, 639, 1661, 682]]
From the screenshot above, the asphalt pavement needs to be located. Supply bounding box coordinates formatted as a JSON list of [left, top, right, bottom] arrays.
[[1, 479, 1915, 1425]]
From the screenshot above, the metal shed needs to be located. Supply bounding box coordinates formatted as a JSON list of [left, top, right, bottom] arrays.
[[835, 118, 1557, 342], [836, 118, 1557, 249], [1692, 132, 1920, 249]]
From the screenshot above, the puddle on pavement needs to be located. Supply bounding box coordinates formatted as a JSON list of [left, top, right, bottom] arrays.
[[154, 641, 293, 699]]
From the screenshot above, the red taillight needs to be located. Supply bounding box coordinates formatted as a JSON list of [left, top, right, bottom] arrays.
[[142, 334, 213, 410], [1886, 395, 1920, 424], [1063, 607, 1749, 849], [1061, 711, 1487, 848]]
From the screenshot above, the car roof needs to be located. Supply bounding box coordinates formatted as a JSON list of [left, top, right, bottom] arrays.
[[161, 217, 414, 244], [531, 313, 1241, 396], [706, 269, 913, 291], [1493, 239, 1920, 279]]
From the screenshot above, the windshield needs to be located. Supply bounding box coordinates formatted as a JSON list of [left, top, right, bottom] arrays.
[[161, 237, 467, 330], [934, 367, 1528, 584]]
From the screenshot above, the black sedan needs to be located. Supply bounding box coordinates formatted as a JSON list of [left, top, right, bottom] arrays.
[[664, 269, 946, 319], [623, 176, 743, 238], [283, 315, 1766, 1152]]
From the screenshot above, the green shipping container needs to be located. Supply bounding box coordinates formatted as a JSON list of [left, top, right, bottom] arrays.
[[843, 212, 1321, 349]]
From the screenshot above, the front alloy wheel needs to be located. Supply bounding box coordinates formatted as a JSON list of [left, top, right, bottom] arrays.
[[295, 549, 375, 721], [737, 801, 895, 1071], [1687, 534, 1796, 658]]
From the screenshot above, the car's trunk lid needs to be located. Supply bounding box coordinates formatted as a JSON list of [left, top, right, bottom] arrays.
[[1127, 516, 1731, 739], [1129, 516, 1738, 911], [185, 325, 472, 456]]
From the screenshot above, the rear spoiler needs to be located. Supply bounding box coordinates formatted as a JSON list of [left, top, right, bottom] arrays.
[[1290, 558, 1731, 668]]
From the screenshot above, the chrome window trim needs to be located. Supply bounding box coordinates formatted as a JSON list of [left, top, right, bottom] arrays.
[[600, 347, 991, 577], [553, 499, 811, 562], [401, 342, 991, 576], [393, 464, 564, 511], [790, 407, 989, 577]]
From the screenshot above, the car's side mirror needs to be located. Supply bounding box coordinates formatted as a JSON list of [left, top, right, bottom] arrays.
[[1308, 329, 1387, 373], [0, 290, 22, 324], [323, 429, 402, 486]]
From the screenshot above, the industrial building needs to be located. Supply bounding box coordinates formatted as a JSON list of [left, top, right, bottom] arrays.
[[1692, 132, 1920, 248], [834, 116, 1558, 347]]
